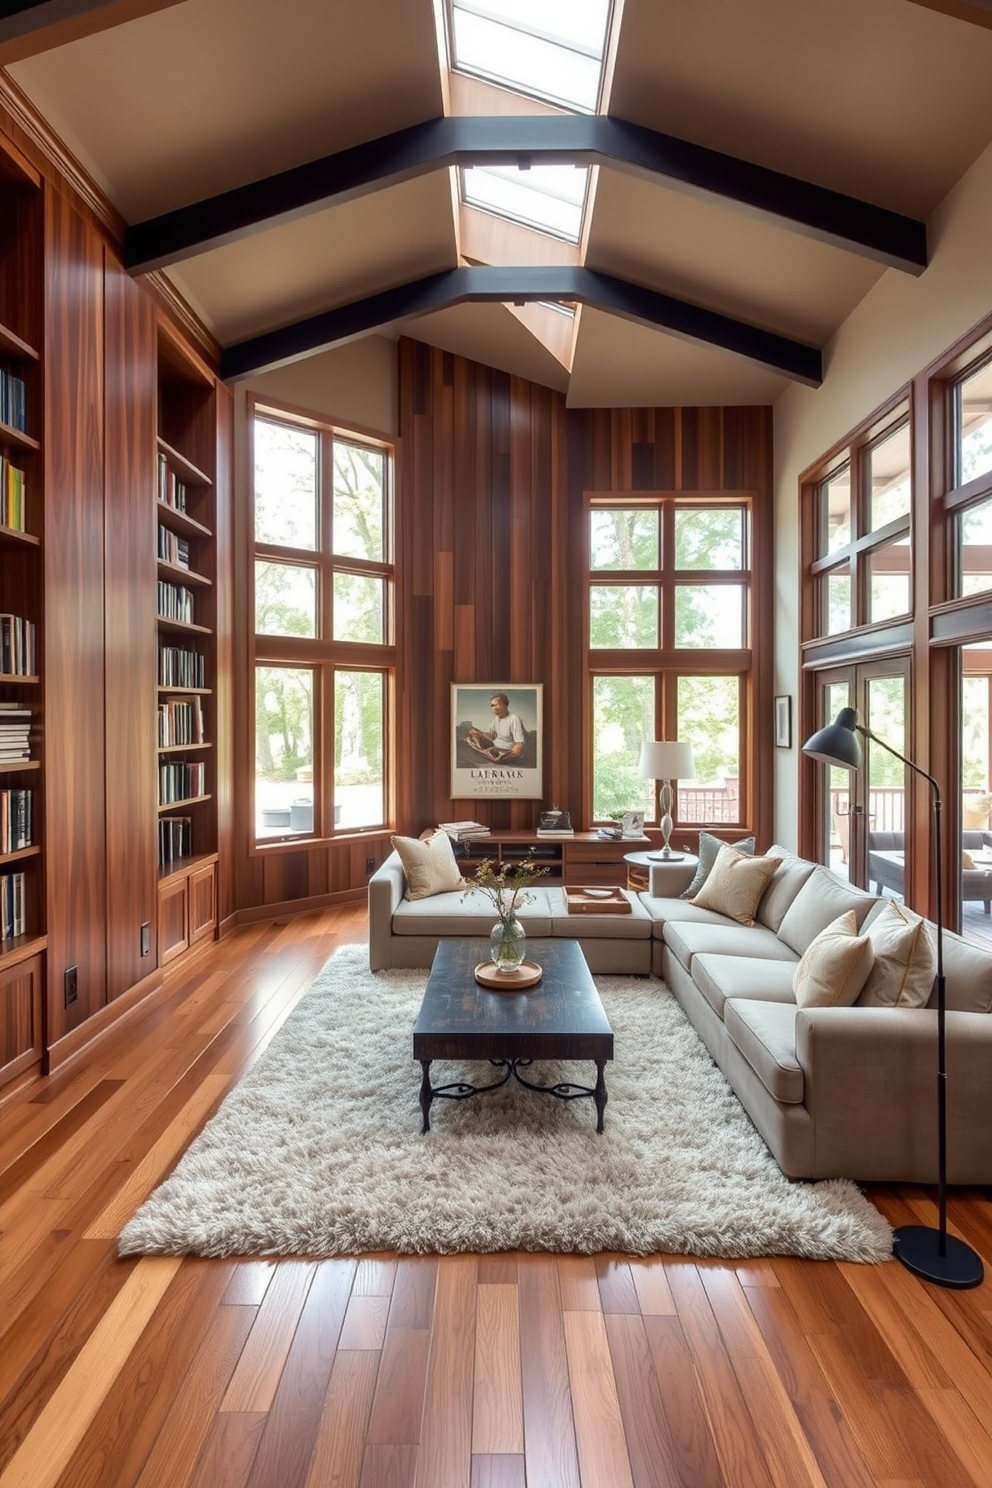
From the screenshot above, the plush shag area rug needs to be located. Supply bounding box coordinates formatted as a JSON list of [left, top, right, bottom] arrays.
[[118, 946, 893, 1262]]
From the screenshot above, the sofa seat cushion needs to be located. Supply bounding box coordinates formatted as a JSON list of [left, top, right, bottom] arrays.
[[639, 896, 735, 932], [392, 885, 556, 937], [663, 918, 800, 974], [692, 954, 799, 1021], [724, 1000, 804, 1104], [550, 889, 653, 939]]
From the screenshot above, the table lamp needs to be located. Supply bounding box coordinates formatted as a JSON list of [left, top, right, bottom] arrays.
[[638, 741, 695, 860]]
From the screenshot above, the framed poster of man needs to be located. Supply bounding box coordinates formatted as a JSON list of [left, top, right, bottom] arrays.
[[451, 684, 543, 800]]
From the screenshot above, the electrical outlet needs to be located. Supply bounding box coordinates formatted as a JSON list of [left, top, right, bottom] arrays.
[[64, 965, 78, 1008], [140, 921, 151, 956], [366, 856, 376, 875]]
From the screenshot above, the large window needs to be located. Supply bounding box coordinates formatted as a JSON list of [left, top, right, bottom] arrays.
[[810, 414, 912, 637], [588, 499, 750, 827], [251, 403, 394, 842]]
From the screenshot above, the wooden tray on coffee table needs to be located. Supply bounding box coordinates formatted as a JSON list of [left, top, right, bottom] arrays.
[[474, 959, 543, 989]]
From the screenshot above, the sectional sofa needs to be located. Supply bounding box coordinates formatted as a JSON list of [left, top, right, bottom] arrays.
[[367, 845, 992, 1183]]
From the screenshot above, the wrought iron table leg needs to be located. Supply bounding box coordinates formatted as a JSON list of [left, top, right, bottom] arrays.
[[419, 1059, 433, 1133], [593, 1060, 608, 1134]]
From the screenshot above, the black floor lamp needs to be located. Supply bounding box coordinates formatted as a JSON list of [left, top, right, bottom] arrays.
[[802, 706, 984, 1289]]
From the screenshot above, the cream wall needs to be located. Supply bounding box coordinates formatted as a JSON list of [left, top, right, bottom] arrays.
[[772, 134, 992, 847], [234, 335, 398, 436]]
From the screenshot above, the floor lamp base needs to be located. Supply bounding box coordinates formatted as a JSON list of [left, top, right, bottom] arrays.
[[893, 1224, 984, 1289]]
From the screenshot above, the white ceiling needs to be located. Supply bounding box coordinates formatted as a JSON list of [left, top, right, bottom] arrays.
[[8, 0, 992, 407]]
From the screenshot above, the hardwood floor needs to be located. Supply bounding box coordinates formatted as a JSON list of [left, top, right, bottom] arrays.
[[1, 907, 991, 1488]]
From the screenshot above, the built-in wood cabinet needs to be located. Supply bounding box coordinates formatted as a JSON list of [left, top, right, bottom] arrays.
[[452, 831, 639, 887], [155, 324, 219, 958], [0, 134, 47, 1085]]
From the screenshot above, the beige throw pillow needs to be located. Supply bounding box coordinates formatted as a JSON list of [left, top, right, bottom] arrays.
[[856, 899, 936, 1009], [690, 843, 782, 926], [793, 910, 874, 1009], [391, 831, 466, 900]]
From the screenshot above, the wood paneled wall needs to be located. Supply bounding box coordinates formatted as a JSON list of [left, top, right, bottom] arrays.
[[395, 338, 774, 837]]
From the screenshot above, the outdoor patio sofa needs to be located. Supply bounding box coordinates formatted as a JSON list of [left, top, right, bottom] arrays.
[[368, 842, 992, 1184], [869, 828, 992, 911]]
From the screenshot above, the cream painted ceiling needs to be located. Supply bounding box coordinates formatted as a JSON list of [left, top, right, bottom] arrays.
[[8, 0, 992, 407]]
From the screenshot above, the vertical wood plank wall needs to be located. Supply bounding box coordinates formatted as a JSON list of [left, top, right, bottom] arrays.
[[233, 340, 773, 914], [103, 253, 158, 996], [43, 182, 109, 1042]]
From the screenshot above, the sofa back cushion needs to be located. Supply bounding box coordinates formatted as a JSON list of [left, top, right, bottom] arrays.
[[776, 867, 877, 956], [756, 846, 818, 933], [931, 928, 992, 1013]]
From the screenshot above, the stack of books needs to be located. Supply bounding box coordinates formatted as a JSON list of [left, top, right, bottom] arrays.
[[438, 819, 491, 842], [1, 870, 26, 940], [0, 788, 33, 852], [0, 615, 36, 676], [0, 704, 31, 762], [1, 454, 25, 531]]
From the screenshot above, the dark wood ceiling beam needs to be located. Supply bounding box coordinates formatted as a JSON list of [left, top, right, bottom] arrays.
[[0, 0, 186, 64], [902, 0, 992, 30], [125, 115, 927, 276], [219, 265, 822, 386]]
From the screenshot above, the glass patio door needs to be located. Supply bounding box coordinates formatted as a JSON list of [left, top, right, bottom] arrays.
[[811, 660, 909, 892]]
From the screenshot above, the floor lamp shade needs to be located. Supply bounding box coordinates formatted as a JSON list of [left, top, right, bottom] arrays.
[[638, 741, 695, 859], [801, 708, 983, 1289]]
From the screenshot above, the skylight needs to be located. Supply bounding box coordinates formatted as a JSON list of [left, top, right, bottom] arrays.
[[462, 163, 588, 242], [448, 0, 612, 114]]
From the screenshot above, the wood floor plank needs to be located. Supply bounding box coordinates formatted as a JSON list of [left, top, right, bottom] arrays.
[[517, 1255, 581, 1488], [417, 1255, 478, 1488], [915, 1387, 992, 1488], [338, 1295, 391, 1352], [642, 1316, 725, 1488], [836, 1263, 954, 1392], [243, 1259, 356, 1488], [352, 1259, 397, 1297], [470, 1455, 526, 1487], [596, 1255, 640, 1315], [0, 1257, 182, 1488], [472, 1284, 523, 1456], [562, 1308, 634, 1488], [187, 1412, 267, 1488], [220, 1261, 318, 1413], [386, 1257, 438, 1330], [555, 1255, 601, 1311], [359, 1443, 418, 1488], [0, 1083, 125, 1204], [302, 1351, 379, 1488], [629, 1259, 676, 1316], [365, 1329, 431, 1445], [604, 1311, 683, 1488]]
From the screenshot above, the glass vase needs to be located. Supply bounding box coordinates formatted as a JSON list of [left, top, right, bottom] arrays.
[[490, 916, 526, 973]]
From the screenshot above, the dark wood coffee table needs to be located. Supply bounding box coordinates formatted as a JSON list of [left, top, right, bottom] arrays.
[[413, 938, 614, 1133]]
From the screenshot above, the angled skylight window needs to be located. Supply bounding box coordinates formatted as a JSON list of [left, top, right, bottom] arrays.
[[462, 163, 588, 242], [449, 0, 612, 114]]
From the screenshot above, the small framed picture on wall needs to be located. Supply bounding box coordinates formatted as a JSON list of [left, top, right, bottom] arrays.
[[774, 695, 792, 749]]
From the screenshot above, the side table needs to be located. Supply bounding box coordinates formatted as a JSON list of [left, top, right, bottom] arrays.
[[623, 850, 698, 896]]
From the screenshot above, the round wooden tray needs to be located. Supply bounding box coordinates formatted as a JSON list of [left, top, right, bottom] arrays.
[[474, 959, 543, 990]]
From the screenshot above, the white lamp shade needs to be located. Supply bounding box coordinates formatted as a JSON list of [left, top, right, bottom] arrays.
[[638, 740, 695, 781]]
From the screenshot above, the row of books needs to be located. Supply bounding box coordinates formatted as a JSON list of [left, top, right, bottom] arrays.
[[158, 452, 187, 513], [0, 616, 36, 677], [1, 455, 26, 531], [159, 760, 206, 804], [157, 580, 196, 625], [0, 703, 31, 761], [0, 789, 33, 853], [158, 696, 205, 747], [0, 368, 27, 433], [0, 871, 26, 940], [438, 819, 491, 842], [157, 523, 190, 569], [158, 816, 192, 866], [158, 645, 206, 689]]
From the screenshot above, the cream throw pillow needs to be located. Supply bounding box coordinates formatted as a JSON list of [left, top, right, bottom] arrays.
[[792, 910, 874, 1009], [391, 831, 466, 900], [690, 843, 782, 926], [856, 899, 936, 1009]]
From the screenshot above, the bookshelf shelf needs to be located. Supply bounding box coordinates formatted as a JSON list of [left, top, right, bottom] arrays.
[[0, 760, 39, 774], [0, 321, 39, 361], [0, 422, 40, 454], [0, 844, 40, 865], [0, 525, 39, 548], [153, 325, 219, 962]]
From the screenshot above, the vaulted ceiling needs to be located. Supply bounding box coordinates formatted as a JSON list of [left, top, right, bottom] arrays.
[[6, 0, 992, 406]]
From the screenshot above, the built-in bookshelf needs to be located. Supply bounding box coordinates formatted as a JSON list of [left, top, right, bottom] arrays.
[[155, 326, 218, 963], [0, 136, 46, 1085]]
